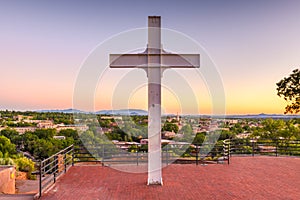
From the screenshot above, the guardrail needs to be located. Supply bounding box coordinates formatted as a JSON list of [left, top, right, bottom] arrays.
[[35, 138, 300, 198], [38, 145, 74, 198], [229, 139, 300, 157], [73, 142, 229, 166], [36, 142, 229, 198], [71, 139, 300, 167]]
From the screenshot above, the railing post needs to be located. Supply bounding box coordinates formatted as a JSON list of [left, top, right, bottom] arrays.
[[53, 156, 57, 183], [224, 139, 230, 165], [229, 140, 236, 157], [102, 144, 105, 166], [196, 144, 199, 166], [39, 160, 42, 198], [53, 172, 56, 183], [286, 139, 289, 156], [136, 148, 139, 166], [227, 139, 230, 165], [252, 140, 255, 157], [64, 151, 67, 173], [43, 160, 46, 176], [166, 145, 169, 166], [287, 139, 290, 156], [72, 145, 74, 166], [276, 140, 278, 157]]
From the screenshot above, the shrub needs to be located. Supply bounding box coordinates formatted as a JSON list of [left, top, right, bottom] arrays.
[[0, 157, 15, 165], [14, 157, 36, 180], [204, 156, 213, 161]]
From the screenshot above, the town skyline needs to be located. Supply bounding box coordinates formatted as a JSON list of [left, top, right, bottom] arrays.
[[1, 1, 299, 114]]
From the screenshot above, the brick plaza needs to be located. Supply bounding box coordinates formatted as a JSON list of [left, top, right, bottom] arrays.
[[41, 157, 300, 200]]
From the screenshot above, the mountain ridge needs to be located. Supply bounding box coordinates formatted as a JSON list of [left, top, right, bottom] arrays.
[[34, 109, 300, 118]]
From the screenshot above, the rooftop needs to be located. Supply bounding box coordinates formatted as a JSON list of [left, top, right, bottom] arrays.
[[41, 156, 300, 200]]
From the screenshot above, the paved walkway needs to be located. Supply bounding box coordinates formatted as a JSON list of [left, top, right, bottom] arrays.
[[41, 157, 300, 200], [16, 179, 38, 194], [0, 194, 35, 200], [0, 177, 38, 200]]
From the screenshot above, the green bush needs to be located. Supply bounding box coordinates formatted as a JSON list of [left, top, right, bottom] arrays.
[[14, 157, 36, 180], [204, 156, 213, 161], [0, 157, 15, 165]]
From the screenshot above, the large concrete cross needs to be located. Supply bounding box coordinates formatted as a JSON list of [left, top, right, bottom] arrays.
[[109, 16, 199, 185]]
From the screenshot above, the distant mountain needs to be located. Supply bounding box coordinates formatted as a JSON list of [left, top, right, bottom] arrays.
[[36, 108, 148, 115], [35, 109, 299, 118], [222, 113, 300, 119], [36, 108, 86, 113], [95, 109, 148, 116]]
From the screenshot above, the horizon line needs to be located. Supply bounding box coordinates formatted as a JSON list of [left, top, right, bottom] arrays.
[[0, 108, 297, 116]]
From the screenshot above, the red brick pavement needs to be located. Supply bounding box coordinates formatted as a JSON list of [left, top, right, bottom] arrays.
[[41, 157, 300, 200]]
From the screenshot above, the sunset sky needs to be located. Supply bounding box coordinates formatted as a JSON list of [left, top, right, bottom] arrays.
[[1, 0, 299, 114]]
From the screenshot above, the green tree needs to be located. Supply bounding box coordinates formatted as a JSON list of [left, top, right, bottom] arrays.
[[180, 124, 193, 134], [230, 123, 243, 134], [59, 129, 79, 140], [193, 132, 206, 144], [98, 118, 111, 128], [219, 130, 236, 140], [281, 120, 300, 140], [0, 128, 22, 147], [261, 119, 285, 139], [162, 122, 179, 133], [22, 132, 39, 153], [32, 139, 54, 159], [34, 128, 56, 140], [179, 124, 193, 142], [0, 136, 17, 157], [276, 69, 300, 114]]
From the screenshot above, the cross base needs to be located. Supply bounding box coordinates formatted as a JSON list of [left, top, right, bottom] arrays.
[[148, 178, 163, 186]]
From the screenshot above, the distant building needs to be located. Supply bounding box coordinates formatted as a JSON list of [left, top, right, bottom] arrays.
[[13, 115, 33, 122], [98, 127, 112, 134], [13, 127, 36, 134], [224, 119, 238, 124], [162, 131, 176, 139], [140, 139, 173, 145], [236, 133, 251, 139], [37, 120, 55, 129], [110, 122, 118, 127], [112, 140, 140, 150], [176, 112, 180, 123], [100, 116, 122, 120], [53, 136, 66, 140], [23, 119, 44, 123], [56, 124, 89, 132]]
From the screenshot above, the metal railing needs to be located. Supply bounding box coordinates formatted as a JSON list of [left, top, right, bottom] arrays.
[[72, 139, 300, 165], [229, 138, 300, 157], [38, 145, 74, 198], [35, 138, 300, 198], [36, 142, 229, 197], [73, 142, 230, 166]]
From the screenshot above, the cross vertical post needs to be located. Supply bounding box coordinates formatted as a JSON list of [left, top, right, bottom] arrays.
[[109, 16, 200, 186], [147, 16, 162, 185]]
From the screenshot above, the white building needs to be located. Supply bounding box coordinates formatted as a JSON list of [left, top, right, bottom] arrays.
[[56, 124, 89, 132], [13, 127, 37, 134]]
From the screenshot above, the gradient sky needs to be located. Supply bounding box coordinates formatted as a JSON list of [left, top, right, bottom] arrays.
[[1, 0, 300, 114]]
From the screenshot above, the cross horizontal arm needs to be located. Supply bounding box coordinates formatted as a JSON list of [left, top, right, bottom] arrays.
[[110, 53, 200, 68], [110, 54, 147, 68]]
